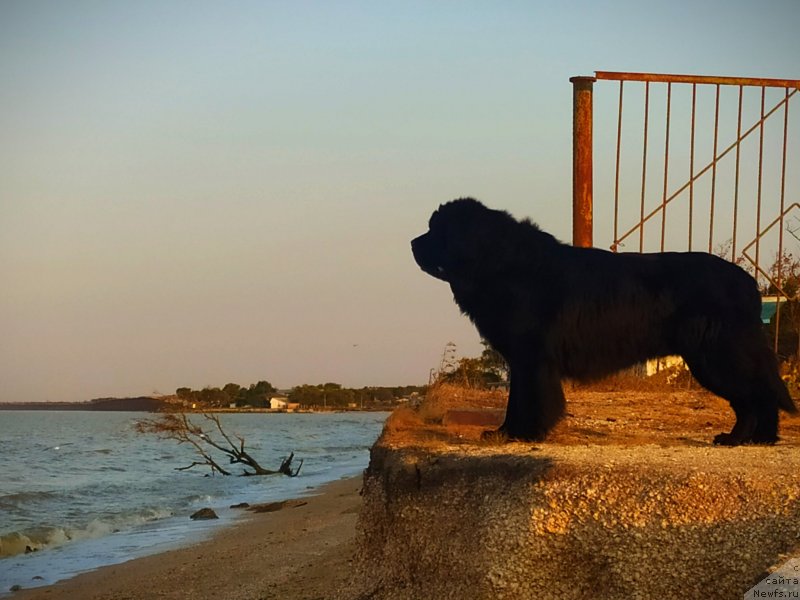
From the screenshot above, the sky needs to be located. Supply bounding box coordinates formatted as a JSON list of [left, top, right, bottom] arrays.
[[1, 1, 799, 402]]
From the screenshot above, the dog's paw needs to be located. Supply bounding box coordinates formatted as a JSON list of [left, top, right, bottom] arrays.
[[748, 433, 779, 445], [712, 432, 747, 446]]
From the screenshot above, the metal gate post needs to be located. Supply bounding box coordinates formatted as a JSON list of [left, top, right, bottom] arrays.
[[571, 76, 596, 248]]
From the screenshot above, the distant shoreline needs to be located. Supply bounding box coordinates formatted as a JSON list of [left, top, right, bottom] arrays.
[[0, 397, 396, 413], [0, 397, 165, 411]]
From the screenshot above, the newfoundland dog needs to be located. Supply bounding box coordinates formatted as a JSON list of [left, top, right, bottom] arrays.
[[411, 198, 796, 445]]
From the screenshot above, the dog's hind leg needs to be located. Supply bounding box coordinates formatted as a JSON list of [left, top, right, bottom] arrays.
[[683, 350, 758, 445], [747, 341, 796, 443], [682, 326, 788, 445], [497, 362, 565, 442]]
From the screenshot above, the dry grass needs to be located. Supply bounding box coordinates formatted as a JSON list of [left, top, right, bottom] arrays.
[[380, 377, 800, 449], [569, 364, 700, 393], [380, 382, 506, 447], [423, 381, 508, 410], [381, 405, 423, 434]]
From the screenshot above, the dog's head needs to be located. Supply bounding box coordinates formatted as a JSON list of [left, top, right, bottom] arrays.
[[411, 198, 518, 283]]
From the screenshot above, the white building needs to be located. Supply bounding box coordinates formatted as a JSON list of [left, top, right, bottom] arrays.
[[269, 397, 288, 410]]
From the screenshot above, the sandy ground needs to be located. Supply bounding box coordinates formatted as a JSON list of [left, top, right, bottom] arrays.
[[10, 477, 362, 600]]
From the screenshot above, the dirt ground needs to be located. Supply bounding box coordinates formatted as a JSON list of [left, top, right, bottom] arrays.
[[383, 380, 800, 448]]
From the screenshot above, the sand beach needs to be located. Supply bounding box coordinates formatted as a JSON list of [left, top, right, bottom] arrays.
[[10, 476, 362, 600]]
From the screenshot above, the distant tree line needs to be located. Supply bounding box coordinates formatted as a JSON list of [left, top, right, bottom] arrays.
[[287, 383, 425, 408], [173, 381, 426, 409], [176, 381, 277, 408]]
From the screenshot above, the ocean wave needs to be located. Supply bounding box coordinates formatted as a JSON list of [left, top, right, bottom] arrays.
[[0, 410, 386, 580], [0, 507, 175, 559], [0, 490, 59, 507]]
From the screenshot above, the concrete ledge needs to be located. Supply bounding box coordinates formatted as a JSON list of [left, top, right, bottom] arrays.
[[347, 388, 800, 599]]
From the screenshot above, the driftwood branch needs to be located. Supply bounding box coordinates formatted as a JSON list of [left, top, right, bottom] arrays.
[[279, 452, 303, 477], [135, 412, 302, 477]]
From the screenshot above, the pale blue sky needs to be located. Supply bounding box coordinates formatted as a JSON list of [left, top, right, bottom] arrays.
[[1, 1, 798, 401]]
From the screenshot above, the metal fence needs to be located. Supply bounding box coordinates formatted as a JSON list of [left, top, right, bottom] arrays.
[[572, 71, 800, 348]]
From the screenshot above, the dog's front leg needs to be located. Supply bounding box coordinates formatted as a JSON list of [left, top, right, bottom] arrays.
[[496, 361, 565, 442]]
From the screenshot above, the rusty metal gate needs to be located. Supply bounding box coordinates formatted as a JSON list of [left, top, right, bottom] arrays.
[[571, 71, 800, 352]]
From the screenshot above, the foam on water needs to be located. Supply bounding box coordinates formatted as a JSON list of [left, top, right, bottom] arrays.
[[0, 411, 387, 594]]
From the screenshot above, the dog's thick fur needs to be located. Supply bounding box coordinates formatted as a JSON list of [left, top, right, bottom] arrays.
[[412, 198, 796, 445]]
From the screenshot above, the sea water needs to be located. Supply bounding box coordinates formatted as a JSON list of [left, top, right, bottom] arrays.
[[0, 410, 387, 593]]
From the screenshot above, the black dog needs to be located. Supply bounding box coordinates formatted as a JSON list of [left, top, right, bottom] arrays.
[[411, 198, 796, 445]]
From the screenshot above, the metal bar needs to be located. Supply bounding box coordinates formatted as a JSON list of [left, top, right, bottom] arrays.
[[612, 81, 625, 252], [639, 82, 650, 252], [595, 71, 800, 89], [756, 87, 765, 288], [709, 84, 720, 253], [780, 88, 790, 258], [588, 70, 799, 357], [740, 204, 800, 306], [612, 81, 624, 251], [613, 88, 798, 250], [571, 76, 595, 248], [741, 204, 800, 256], [733, 85, 743, 259], [689, 84, 696, 251], [775, 89, 791, 351], [660, 83, 671, 252]]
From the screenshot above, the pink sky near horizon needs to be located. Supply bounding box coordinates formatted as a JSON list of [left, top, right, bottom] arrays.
[[1, 1, 798, 402]]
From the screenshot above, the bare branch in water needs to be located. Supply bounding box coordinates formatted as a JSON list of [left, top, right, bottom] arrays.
[[135, 412, 301, 477]]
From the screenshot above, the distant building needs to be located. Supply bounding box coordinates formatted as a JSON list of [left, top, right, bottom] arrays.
[[270, 397, 288, 410]]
